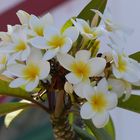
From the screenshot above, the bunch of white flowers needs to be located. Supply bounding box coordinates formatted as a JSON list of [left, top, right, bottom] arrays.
[[0, 9, 140, 128]]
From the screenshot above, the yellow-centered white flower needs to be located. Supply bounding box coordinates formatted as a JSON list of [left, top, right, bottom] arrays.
[[72, 18, 105, 39], [57, 50, 106, 85], [108, 78, 131, 101], [7, 49, 50, 91], [30, 26, 79, 60], [112, 50, 140, 83], [17, 10, 54, 37], [80, 78, 117, 128], [0, 26, 31, 61]]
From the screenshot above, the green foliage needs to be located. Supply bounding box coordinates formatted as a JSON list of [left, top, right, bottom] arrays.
[[130, 51, 140, 62], [118, 95, 140, 113], [73, 124, 96, 140], [78, 0, 107, 24], [0, 102, 31, 116], [85, 118, 115, 140], [0, 80, 32, 101], [61, 0, 108, 33]]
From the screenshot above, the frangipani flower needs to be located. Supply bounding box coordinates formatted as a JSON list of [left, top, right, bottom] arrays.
[[57, 50, 106, 84], [72, 18, 105, 39], [30, 26, 79, 60], [0, 26, 31, 62], [112, 50, 140, 83], [7, 49, 50, 91], [80, 78, 117, 128], [92, 9, 133, 44], [108, 78, 131, 101], [17, 10, 54, 37]]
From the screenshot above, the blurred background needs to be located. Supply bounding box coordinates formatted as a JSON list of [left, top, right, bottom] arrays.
[[0, 0, 140, 139]]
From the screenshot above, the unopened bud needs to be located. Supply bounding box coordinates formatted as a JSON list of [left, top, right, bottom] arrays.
[[91, 13, 99, 27], [64, 82, 73, 94]]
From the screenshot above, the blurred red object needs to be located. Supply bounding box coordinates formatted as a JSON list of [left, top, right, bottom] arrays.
[[0, 0, 65, 31]]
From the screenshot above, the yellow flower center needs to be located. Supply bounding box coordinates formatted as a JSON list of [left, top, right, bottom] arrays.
[[23, 63, 40, 80], [15, 40, 27, 52], [34, 26, 44, 36], [117, 55, 127, 72], [91, 92, 107, 112], [47, 35, 65, 48], [71, 61, 90, 80]]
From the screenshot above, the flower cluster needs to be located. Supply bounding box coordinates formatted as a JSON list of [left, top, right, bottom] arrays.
[[0, 9, 140, 128]]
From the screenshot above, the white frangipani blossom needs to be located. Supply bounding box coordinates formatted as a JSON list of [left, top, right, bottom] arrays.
[[108, 78, 131, 101], [0, 26, 31, 62], [80, 78, 118, 128], [17, 10, 54, 37], [6, 48, 50, 91], [57, 50, 106, 85], [112, 50, 140, 83], [72, 18, 105, 39], [30, 26, 79, 60]]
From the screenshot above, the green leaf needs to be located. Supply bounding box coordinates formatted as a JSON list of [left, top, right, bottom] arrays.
[[0, 80, 32, 101], [61, 17, 76, 33], [0, 102, 31, 116], [104, 118, 115, 140], [85, 118, 115, 140], [77, 0, 107, 24], [73, 124, 96, 140], [129, 51, 140, 62], [118, 94, 140, 113]]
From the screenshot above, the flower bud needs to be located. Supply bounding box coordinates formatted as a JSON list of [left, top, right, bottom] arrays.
[[64, 82, 73, 94]]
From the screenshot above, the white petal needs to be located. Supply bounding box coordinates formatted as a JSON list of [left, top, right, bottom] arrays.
[[75, 50, 91, 62], [27, 48, 42, 63], [9, 78, 27, 88], [89, 58, 106, 76], [60, 38, 72, 53], [112, 64, 122, 78], [92, 112, 109, 128], [97, 78, 108, 94], [108, 78, 125, 97], [30, 36, 47, 49], [29, 15, 41, 31], [106, 93, 118, 110], [43, 48, 59, 61], [16, 10, 30, 25], [123, 66, 140, 83], [21, 47, 30, 61], [80, 102, 95, 119], [66, 72, 82, 84], [57, 53, 74, 71], [8, 64, 25, 77], [38, 61, 50, 79], [25, 77, 39, 91], [44, 26, 59, 38], [83, 85, 95, 101], [74, 83, 87, 98], [41, 13, 54, 27], [63, 27, 79, 42]]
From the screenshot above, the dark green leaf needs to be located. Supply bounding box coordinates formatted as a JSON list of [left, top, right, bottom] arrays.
[[0, 102, 31, 116], [85, 119, 114, 140], [0, 80, 32, 101], [77, 0, 107, 24], [73, 124, 96, 140], [129, 51, 140, 62], [118, 94, 140, 113]]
